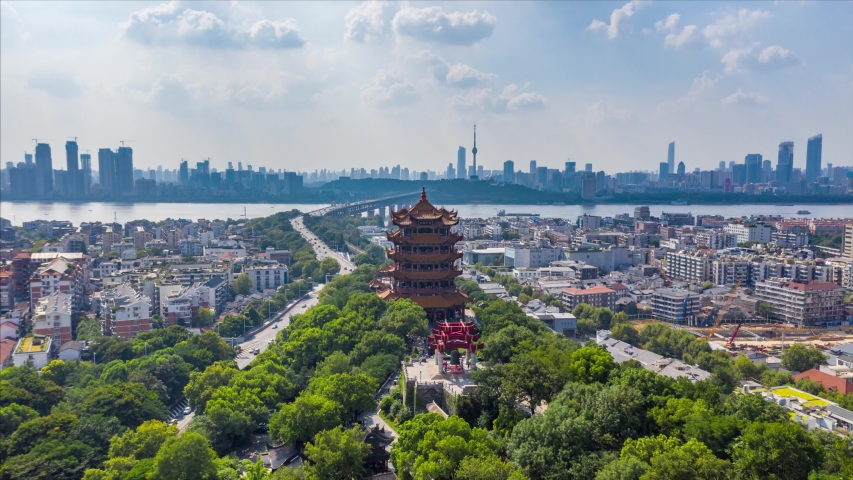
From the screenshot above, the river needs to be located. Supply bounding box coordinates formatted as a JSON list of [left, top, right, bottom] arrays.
[[0, 201, 851, 225]]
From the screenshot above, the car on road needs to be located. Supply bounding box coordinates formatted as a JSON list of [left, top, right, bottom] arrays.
[[183, 406, 191, 415], [302, 304, 307, 308], [272, 324, 278, 329], [253, 348, 260, 355]]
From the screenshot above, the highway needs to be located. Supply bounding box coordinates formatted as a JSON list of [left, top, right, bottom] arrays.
[[291, 214, 356, 272]]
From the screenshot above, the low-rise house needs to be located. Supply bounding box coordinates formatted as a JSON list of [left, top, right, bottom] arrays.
[[596, 330, 710, 382], [58, 340, 83, 361], [13, 335, 51, 369]]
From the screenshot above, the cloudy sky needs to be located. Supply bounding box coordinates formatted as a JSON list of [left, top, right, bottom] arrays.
[[1, 1, 851, 175]]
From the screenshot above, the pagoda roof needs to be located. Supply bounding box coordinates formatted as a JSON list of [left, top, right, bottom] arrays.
[[377, 290, 469, 308], [392, 189, 459, 225]]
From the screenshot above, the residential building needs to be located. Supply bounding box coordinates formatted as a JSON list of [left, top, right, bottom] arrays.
[[578, 215, 602, 229], [753, 279, 846, 326], [725, 223, 773, 244], [651, 289, 701, 324], [634, 206, 650, 221], [244, 263, 289, 292], [0, 269, 12, 313], [597, 330, 710, 382], [179, 238, 202, 256], [805, 134, 823, 182], [712, 259, 751, 286], [101, 284, 152, 338], [561, 286, 616, 311], [32, 292, 73, 347], [660, 212, 695, 227], [771, 231, 809, 249], [665, 251, 712, 283], [162, 284, 212, 326], [205, 244, 248, 259], [505, 246, 563, 268], [841, 224, 853, 261], [694, 232, 738, 250], [29, 257, 88, 311], [13, 335, 52, 369], [102, 228, 122, 253], [133, 227, 153, 249]]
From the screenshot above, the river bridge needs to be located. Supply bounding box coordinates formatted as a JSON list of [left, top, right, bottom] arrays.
[[308, 192, 421, 218]]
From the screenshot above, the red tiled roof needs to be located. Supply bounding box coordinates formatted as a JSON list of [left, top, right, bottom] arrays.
[[792, 369, 853, 395], [782, 280, 845, 292], [610, 283, 628, 291], [564, 286, 615, 295]]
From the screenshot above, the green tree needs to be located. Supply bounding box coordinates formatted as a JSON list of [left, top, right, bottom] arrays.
[[308, 373, 377, 419], [780, 343, 826, 372], [756, 302, 774, 320], [108, 420, 177, 460], [75, 317, 104, 341], [378, 299, 429, 339], [320, 257, 341, 280], [315, 351, 352, 377], [0, 403, 39, 437], [732, 422, 823, 480], [341, 292, 387, 321], [233, 273, 252, 295], [643, 438, 732, 479], [194, 308, 214, 328], [349, 330, 406, 365], [456, 454, 527, 480], [610, 322, 640, 345], [269, 394, 344, 445], [569, 346, 616, 384], [153, 432, 218, 480], [183, 361, 239, 414], [304, 426, 370, 480]]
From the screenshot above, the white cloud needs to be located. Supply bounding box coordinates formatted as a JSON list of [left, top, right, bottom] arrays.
[[449, 84, 547, 112], [445, 64, 497, 88], [587, 1, 650, 40], [658, 70, 721, 111], [704, 9, 771, 48], [0, 1, 31, 44], [721, 88, 769, 105], [721, 45, 802, 74], [344, 1, 398, 43], [392, 6, 496, 45], [586, 101, 632, 123], [654, 13, 702, 49], [147, 76, 193, 115], [121, 1, 306, 49], [28, 72, 83, 98], [361, 70, 420, 107]]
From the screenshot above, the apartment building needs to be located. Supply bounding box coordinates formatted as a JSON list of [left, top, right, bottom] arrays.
[[664, 251, 712, 283], [561, 286, 616, 311], [754, 279, 846, 327], [244, 263, 288, 292], [725, 223, 773, 244], [771, 231, 809, 249], [712, 259, 751, 286], [651, 289, 701, 324], [102, 228, 122, 253], [162, 284, 212, 326], [32, 292, 73, 347], [133, 227, 154, 249], [843, 224, 853, 261], [101, 283, 152, 338], [29, 257, 88, 311], [505, 246, 564, 269], [578, 215, 602, 229], [0, 269, 12, 314], [694, 232, 738, 250]]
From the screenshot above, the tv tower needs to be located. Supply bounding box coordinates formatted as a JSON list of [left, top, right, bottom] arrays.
[[470, 123, 479, 180]]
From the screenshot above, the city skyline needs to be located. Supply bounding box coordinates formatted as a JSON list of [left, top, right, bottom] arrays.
[[1, 1, 851, 173]]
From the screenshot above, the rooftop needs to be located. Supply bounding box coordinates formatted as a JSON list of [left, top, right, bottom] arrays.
[[15, 335, 51, 354], [781, 280, 845, 292], [563, 286, 615, 295]]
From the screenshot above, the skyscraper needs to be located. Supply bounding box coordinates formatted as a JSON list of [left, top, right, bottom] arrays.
[[446, 163, 455, 180], [719, 161, 726, 171], [98, 148, 115, 190], [777, 141, 794, 183], [676, 161, 685, 175], [585, 163, 593, 172], [24, 153, 32, 165], [457, 147, 466, 179], [529, 160, 537, 186], [503, 160, 514, 184], [744, 154, 763, 184], [116, 147, 134, 193], [537, 166, 548, 187], [667, 141, 675, 176], [470, 124, 478, 180], [566, 161, 576, 174], [805, 134, 822, 182], [80, 153, 91, 194], [35, 143, 53, 194], [659, 162, 669, 181], [179, 160, 189, 185], [65, 140, 79, 195]]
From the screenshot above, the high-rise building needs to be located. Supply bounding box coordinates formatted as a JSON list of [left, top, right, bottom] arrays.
[[566, 161, 576, 174], [80, 153, 91, 194], [744, 154, 762, 184], [65, 140, 79, 195], [470, 124, 478, 180], [529, 160, 537, 186], [536, 166, 548, 187], [585, 163, 593, 172], [446, 163, 455, 180], [24, 153, 33, 165], [676, 161, 685, 176], [179, 160, 189, 185], [719, 161, 726, 171], [457, 147, 466, 179], [98, 148, 115, 190], [777, 141, 794, 183], [35, 143, 53, 194], [116, 147, 134, 193], [659, 162, 669, 181], [762, 159, 772, 182], [732, 164, 747, 185], [806, 134, 823, 182], [503, 160, 514, 184], [667, 141, 675, 176]]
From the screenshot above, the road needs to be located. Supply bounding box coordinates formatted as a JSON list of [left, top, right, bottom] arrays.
[[291, 215, 356, 272]]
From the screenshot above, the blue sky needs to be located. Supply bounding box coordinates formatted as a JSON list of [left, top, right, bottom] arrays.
[[1, 1, 851, 174]]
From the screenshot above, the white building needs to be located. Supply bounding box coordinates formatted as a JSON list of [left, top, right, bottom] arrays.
[[243, 263, 289, 292], [32, 292, 74, 347], [651, 289, 701, 324], [13, 335, 52, 369], [505, 246, 563, 269], [725, 223, 773, 244], [101, 284, 153, 338], [578, 215, 602, 229], [694, 232, 739, 250]]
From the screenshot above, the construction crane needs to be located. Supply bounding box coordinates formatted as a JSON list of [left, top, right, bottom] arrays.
[[31, 138, 52, 144], [68, 136, 78, 142], [119, 140, 134, 147], [728, 323, 742, 347], [705, 279, 742, 342]]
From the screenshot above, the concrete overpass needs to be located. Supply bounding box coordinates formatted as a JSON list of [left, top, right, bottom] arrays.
[[308, 192, 421, 218]]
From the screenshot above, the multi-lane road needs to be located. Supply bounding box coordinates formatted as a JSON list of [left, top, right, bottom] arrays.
[[179, 213, 353, 431], [291, 214, 356, 272]]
